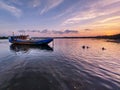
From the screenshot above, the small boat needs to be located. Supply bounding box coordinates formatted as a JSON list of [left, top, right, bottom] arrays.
[[9, 35, 53, 45]]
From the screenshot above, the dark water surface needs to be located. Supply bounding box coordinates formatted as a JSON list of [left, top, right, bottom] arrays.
[[0, 39, 120, 90]]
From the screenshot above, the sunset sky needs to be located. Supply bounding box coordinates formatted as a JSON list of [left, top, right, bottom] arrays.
[[0, 0, 120, 37]]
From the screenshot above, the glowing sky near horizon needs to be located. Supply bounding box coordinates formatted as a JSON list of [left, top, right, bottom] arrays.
[[0, 0, 120, 36]]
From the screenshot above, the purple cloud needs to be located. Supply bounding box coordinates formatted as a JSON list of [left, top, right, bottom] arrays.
[[18, 29, 79, 34]]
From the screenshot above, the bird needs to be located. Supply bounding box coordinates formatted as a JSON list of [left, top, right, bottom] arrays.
[[102, 47, 106, 50], [82, 45, 85, 49], [86, 46, 90, 49]]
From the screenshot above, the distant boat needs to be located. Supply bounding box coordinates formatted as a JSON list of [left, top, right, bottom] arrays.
[[9, 35, 53, 45]]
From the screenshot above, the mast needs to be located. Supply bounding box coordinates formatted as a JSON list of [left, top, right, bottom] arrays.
[[12, 32, 14, 36]]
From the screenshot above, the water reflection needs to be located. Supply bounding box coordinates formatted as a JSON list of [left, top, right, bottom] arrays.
[[1, 70, 61, 90], [0, 39, 120, 90], [10, 44, 53, 53], [107, 39, 120, 43]]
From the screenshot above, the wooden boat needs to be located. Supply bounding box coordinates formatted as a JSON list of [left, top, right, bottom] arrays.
[[9, 35, 53, 45]]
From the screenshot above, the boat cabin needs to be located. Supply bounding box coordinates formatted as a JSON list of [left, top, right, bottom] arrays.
[[11, 35, 29, 40]]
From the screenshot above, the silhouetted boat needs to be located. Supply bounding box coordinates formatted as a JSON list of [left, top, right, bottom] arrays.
[[9, 35, 53, 45]]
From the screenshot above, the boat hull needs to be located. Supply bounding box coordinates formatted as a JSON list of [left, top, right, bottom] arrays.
[[9, 37, 53, 45]]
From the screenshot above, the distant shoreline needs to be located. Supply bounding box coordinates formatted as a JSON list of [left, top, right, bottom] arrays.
[[33, 34, 120, 39], [0, 37, 8, 39], [0, 34, 120, 40]]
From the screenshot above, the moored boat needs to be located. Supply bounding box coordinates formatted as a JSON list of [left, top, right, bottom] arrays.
[[8, 35, 53, 45]]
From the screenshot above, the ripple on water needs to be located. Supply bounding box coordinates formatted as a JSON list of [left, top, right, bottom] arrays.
[[0, 39, 120, 90]]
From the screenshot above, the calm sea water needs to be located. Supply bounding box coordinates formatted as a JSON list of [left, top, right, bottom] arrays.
[[0, 39, 120, 90]]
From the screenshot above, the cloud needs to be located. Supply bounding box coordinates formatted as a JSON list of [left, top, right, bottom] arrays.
[[4, 0, 41, 8], [91, 0, 120, 8], [18, 29, 49, 33], [62, 0, 120, 26], [64, 30, 78, 34], [29, 0, 41, 8], [99, 16, 120, 23], [18, 29, 79, 34], [63, 12, 97, 25], [33, 0, 41, 7], [40, 0, 64, 14], [0, 1, 22, 17], [52, 30, 79, 34], [6, 0, 23, 6], [18, 30, 26, 32], [40, 29, 49, 33], [84, 29, 92, 31], [52, 29, 79, 34], [52, 30, 63, 34]]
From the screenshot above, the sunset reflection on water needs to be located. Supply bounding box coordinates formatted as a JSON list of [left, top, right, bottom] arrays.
[[0, 39, 120, 90]]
